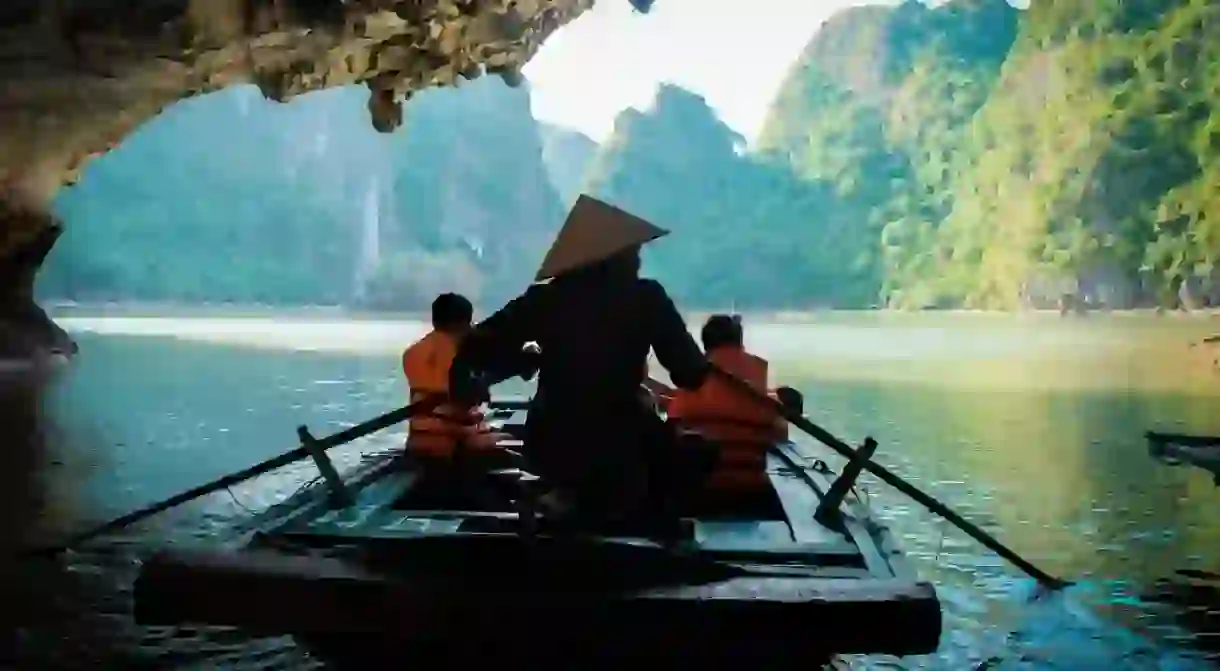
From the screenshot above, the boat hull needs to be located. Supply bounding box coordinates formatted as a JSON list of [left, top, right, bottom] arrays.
[[133, 546, 942, 660], [131, 406, 944, 663], [298, 632, 834, 667], [1148, 430, 1220, 483]]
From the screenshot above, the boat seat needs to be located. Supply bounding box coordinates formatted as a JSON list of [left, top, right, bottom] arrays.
[[493, 439, 526, 459], [486, 467, 544, 489], [484, 468, 546, 511], [500, 423, 527, 440], [392, 455, 526, 512], [454, 512, 696, 542]]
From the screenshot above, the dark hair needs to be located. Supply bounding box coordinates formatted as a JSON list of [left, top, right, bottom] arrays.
[[431, 293, 473, 330], [701, 314, 743, 350]]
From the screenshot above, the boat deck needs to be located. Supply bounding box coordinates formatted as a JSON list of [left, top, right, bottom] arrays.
[[270, 458, 868, 569], [133, 401, 941, 662], [266, 404, 898, 577]]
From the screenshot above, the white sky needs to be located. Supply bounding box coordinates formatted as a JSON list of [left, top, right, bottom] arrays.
[[523, 0, 1029, 143], [523, 0, 880, 143]]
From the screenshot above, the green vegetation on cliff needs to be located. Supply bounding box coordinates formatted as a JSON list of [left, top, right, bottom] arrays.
[[756, 0, 1218, 309], [585, 85, 880, 308], [38, 79, 566, 311]]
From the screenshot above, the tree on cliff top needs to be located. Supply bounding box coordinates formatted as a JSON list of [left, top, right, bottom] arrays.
[[584, 84, 879, 308], [754, 0, 1217, 309]]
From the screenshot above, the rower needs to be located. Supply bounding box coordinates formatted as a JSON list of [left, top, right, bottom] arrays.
[[666, 314, 802, 492], [447, 195, 710, 525], [402, 293, 508, 467]]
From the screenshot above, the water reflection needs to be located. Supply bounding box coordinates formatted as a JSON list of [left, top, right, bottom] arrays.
[[795, 375, 1219, 667], [43, 335, 395, 524]]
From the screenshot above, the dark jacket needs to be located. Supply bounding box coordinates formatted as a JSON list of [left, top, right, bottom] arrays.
[[449, 275, 708, 503]]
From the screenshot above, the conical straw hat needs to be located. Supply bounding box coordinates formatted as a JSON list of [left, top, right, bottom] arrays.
[[535, 194, 669, 281]]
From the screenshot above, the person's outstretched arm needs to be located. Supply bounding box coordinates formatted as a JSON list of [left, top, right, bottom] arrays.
[[449, 288, 539, 403], [641, 279, 709, 391]]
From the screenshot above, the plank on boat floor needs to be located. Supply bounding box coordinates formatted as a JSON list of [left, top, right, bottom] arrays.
[[346, 470, 417, 507], [768, 445, 894, 576], [281, 509, 862, 558], [767, 454, 842, 543], [695, 521, 793, 548], [489, 409, 527, 428], [281, 508, 465, 537], [694, 520, 855, 556]]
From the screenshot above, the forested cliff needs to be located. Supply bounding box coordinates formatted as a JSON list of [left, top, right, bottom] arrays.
[[583, 85, 881, 308], [588, 0, 1218, 310], [38, 79, 566, 311], [755, 0, 1219, 309], [37, 0, 1220, 311], [539, 124, 599, 206]]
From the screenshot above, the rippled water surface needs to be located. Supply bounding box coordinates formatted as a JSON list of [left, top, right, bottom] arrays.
[[19, 311, 1220, 669]]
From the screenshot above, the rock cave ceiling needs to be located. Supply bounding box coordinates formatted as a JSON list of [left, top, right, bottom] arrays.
[[0, 0, 652, 272]]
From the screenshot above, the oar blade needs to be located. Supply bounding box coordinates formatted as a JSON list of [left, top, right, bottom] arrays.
[[22, 396, 447, 558]]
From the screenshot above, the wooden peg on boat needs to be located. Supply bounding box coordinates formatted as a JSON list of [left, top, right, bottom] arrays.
[[815, 438, 878, 529], [516, 472, 542, 541], [298, 425, 354, 509]]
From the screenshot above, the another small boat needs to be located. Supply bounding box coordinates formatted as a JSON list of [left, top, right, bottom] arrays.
[[133, 399, 942, 667], [1148, 430, 1220, 483]]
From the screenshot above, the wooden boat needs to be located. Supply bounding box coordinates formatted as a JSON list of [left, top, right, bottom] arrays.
[[1148, 430, 1220, 484], [1145, 570, 1220, 658], [132, 399, 942, 667]]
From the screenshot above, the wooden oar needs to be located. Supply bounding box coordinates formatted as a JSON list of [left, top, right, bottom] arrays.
[[707, 364, 1071, 592], [1146, 430, 1220, 449], [26, 395, 447, 558]]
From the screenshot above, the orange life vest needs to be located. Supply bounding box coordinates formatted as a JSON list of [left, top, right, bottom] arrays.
[[402, 329, 503, 458], [667, 346, 788, 490]]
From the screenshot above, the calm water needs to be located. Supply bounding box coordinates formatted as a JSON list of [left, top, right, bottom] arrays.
[[20, 312, 1220, 669]]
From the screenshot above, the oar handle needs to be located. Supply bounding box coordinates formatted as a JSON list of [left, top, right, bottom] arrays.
[[708, 365, 1069, 590], [26, 395, 448, 557]]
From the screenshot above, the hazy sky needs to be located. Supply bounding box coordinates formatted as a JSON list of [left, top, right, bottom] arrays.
[[523, 0, 877, 143], [524, 0, 1030, 143]]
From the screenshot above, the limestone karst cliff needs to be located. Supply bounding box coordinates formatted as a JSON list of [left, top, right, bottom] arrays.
[[39, 78, 566, 311], [757, 0, 1219, 310], [539, 123, 599, 205]]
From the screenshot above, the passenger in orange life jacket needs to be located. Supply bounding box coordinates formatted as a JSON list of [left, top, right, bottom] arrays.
[[666, 314, 803, 491], [401, 293, 508, 461]]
